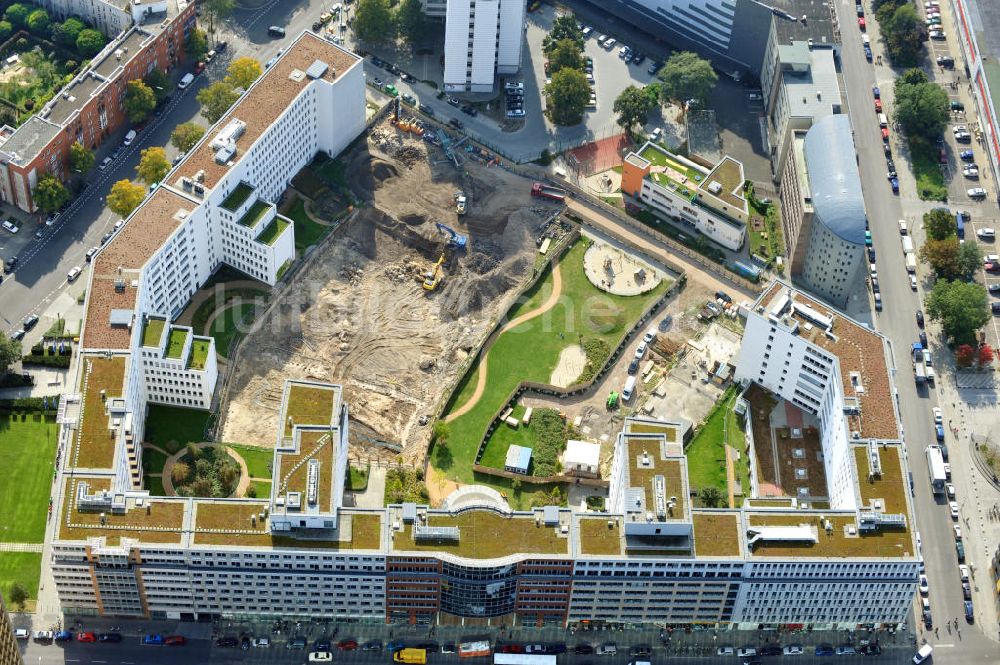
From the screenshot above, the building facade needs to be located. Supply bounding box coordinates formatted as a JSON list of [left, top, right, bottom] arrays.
[[0, 595, 22, 665], [442, 0, 526, 92], [621, 141, 748, 251], [33, 0, 133, 37], [0, 1, 194, 213]]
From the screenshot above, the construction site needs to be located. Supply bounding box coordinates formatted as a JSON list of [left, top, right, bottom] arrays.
[[219, 115, 569, 463]]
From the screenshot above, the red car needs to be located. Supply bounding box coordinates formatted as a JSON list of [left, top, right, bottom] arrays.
[[77, 632, 97, 643], [939, 147, 948, 164], [881, 127, 890, 141], [193, 61, 206, 75], [858, 16, 866, 29], [874, 99, 883, 112], [338, 640, 359, 651], [165, 635, 186, 646], [499, 644, 526, 654]]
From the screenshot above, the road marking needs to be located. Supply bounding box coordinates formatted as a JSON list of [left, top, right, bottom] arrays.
[[92, 660, 107, 663], [935, 643, 956, 647]]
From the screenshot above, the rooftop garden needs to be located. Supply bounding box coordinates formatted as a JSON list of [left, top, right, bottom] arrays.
[[165, 327, 189, 359], [692, 512, 742, 557], [578, 518, 622, 556], [238, 199, 271, 228], [685, 386, 750, 507], [74, 355, 126, 469], [257, 217, 290, 246], [221, 182, 254, 212], [747, 513, 913, 559], [142, 317, 165, 348], [188, 337, 212, 370], [59, 478, 184, 546], [283, 383, 337, 436], [391, 510, 568, 559], [639, 143, 704, 181]]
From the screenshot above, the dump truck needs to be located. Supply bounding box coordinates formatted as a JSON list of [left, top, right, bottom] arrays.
[[912, 342, 926, 383], [455, 190, 467, 215], [530, 182, 567, 201], [394, 648, 428, 664]]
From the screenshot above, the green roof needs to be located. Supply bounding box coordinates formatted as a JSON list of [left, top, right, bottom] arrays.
[[257, 217, 290, 246], [639, 143, 703, 201], [165, 327, 189, 359], [221, 182, 254, 212], [142, 317, 165, 348], [188, 337, 212, 370], [238, 199, 271, 228]]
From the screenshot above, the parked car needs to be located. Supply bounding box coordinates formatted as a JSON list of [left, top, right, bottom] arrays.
[[978, 227, 995, 239], [968, 187, 987, 198], [54, 631, 73, 642], [98, 633, 122, 643], [33, 631, 54, 641], [2, 220, 19, 234], [216, 636, 239, 648], [143, 634, 165, 646], [165, 635, 186, 646]]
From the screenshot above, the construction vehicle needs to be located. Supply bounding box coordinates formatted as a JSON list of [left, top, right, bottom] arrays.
[[422, 254, 445, 291], [393, 649, 427, 664], [530, 182, 568, 201], [455, 190, 467, 215], [606, 391, 619, 409], [435, 222, 468, 249]]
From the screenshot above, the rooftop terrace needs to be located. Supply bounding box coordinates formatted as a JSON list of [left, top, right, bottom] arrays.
[[853, 444, 908, 515], [238, 199, 271, 228], [165, 327, 188, 359], [221, 182, 254, 212], [192, 506, 382, 549], [72, 355, 127, 470], [391, 510, 569, 559], [700, 157, 747, 212], [638, 142, 703, 202], [257, 217, 290, 246], [276, 429, 337, 514], [189, 337, 212, 370]]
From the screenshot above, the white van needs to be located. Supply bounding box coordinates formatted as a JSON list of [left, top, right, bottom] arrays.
[[912, 644, 932, 664], [878, 113, 888, 127], [177, 72, 194, 89], [123, 129, 136, 146], [622, 376, 637, 401]]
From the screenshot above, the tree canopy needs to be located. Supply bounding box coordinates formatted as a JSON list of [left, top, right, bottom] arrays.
[[225, 57, 262, 90], [8, 581, 27, 610], [69, 141, 95, 174], [0, 331, 21, 376], [548, 38, 584, 74], [3, 3, 29, 27], [26, 7, 48, 34], [545, 67, 590, 126], [543, 15, 584, 54], [657, 51, 717, 107], [144, 68, 171, 103], [107, 180, 146, 218], [894, 69, 949, 138], [52, 17, 86, 47], [924, 207, 956, 241], [136, 147, 170, 185], [32, 172, 68, 213], [201, 0, 235, 33], [196, 81, 240, 124], [397, 0, 428, 44], [171, 122, 205, 153], [353, 0, 396, 44], [613, 85, 657, 133], [124, 79, 156, 123], [186, 27, 208, 62], [925, 279, 989, 346], [76, 28, 106, 57], [878, 2, 926, 66]]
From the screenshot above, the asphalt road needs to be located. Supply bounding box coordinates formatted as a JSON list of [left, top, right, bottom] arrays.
[[837, 0, 997, 661]]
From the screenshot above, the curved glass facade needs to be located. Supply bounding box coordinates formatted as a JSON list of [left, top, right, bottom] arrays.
[[439, 561, 518, 617]]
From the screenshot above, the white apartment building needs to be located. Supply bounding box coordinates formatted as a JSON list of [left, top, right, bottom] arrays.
[[622, 141, 748, 251], [443, 0, 526, 93], [33, 0, 135, 36]]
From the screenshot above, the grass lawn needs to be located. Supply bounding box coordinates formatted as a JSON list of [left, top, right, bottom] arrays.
[[315, 157, 347, 187], [142, 447, 169, 474], [285, 198, 331, 252], [145, 475, 166, 496], [144, 405, 211, 452], [229, 444, 273, 479], [908, 138, 948, 201], [191, 287, 268, 336], [684, 386, 750, 505], [349, 465, 369, 491], [0, 413, 58, 543], [0, 552, 41, 607], [208, 303, 256, 358], [435, 240, 668, 483], [480, 405, 534, 468], [249, 480, 272, 498]]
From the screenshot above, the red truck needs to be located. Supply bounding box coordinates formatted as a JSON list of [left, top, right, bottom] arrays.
[[531, 182, 567, 201]]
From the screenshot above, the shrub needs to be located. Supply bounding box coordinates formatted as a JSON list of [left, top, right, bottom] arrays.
[[384, 467, 429, 504], [171, 445, 241, 497], [529, 408, 568, 476], [21, 354, 70, 368]]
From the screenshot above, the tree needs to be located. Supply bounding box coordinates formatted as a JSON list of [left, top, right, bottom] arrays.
[[547, 38, 584, 74], [185, 27, 208, 62], [613, 85, 657, 133], [919, 236, 960, 278], [353, 0, 396, 43], [979, 344, 995, 366], [32, 172, 69, 213], [107, 179, 146, 218], [123, 79, 156, 123], [196, 81, 239, 123], [171, 461, 190, 484], [925, 279, 989, 346], [69, 141, 95, 174], [0, 20, 11, 42], [543, 15, 584, 54], [957, 240, 983, 279], [657, 51, 718, 107], [76, 28, 106, 57], [545, 67, 590, 126], [924, 207, 956, 241], [225, 56, 262, 91], [397, 0, 428, 44], [0, 331, 21, 375], [52, 17, 86, 47], [955, 343, 975, 368], [4, 3, 29, 27], [170, 122, 205, 152], [894, 71, 949, 138], [880, 3, 926, 66], [9, 581, 27, 610], [25, 7, 48, 34], [202, 0, 235, 34], [136, 146, 170, 185], [144, 68, 171, 103], [700, 486, 725, 508], [432, 420, 451, 449]]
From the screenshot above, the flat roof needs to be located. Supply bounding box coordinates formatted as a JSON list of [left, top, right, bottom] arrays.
[[93, 29, 151, 79], [622, 432, 689, 523], [176, 32, 360, 192], [71, 355, 127, 470], [391, 510, 569, 559], [281, 382, 340, 437], [853, 444, 908, 515], [577, 516, 623, 556], [692, 512, 743, 557], [700, 156, 747, 212], [0, 116, 60, 165], [275, 429, 337, 514], [59, 477, 185, 546], [746, 512, 913, 559]]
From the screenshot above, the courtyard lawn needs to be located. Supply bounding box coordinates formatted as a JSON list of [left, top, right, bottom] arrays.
[[0, 412, 58, 543], [908, 138, 948, 201], [144, 405, 211, 453], [208, 303, 256, 358], [145, 475, 166, 497], [435, 240, 669, 483], [249, 480, 272, 498], [285, 199, 331, 252], [142, 447, 169, 475], [229, 444, 273, 479], [684, 386, 750, 505], [0, 552, 42, 608], [479, 405, 533, 469]]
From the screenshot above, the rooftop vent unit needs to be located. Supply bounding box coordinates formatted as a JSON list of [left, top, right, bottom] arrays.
[[414, 525, 460, 542], [181, 177, 192, 191], [214, 143, 236, 165], [306, 459, 320, 507], [193, 184, 205, 197], [114, 279, 126, 293], [289, 69, 305, 82], [115, 49, 124, 60], [210, 119, 246, 151], [306, 59, 330, 80], [707, 181, 723, 195], [194, 170, 205, 183]]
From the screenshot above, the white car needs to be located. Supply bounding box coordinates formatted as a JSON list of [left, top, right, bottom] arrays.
[[968, 187, 987, 198], [2, 219, 19, 233], [14, 628, 28, 639], [923, 349, 932, 366], [977, 227, 996, 239], [929, 30, 946, 39], [33, 630, 54, 641], [737, 647, 757, 657], [643, 327, 657, 344], [947, 483, 956, 498], [919, 574, 929, 595], [308, 652, 333, 663], [783, 645, 804, 656], [985, 254, 1000, 264], [717, 646, 735, 656], [950, 501, 960, 519], [954, 525, 962, 540], [603, 38, 617, 50], [960, 564, 970, 581], [963, 166, 979, 178], [944, 462, 952, 479], [910, 274, 918, 290], [67, 266, 81, 282], [933, 407, 943, 424], [899, 219, 908, 234], [634, 342, 647, 359], [252, 637, 270, 648]]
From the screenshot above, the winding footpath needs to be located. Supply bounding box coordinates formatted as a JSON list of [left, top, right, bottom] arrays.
[[445, 264, 564, 422]]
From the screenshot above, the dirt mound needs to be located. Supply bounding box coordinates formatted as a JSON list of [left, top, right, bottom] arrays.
[[372, 160, 399, 183]]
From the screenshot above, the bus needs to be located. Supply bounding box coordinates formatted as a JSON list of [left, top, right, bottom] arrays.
[[926, 445, 946, 494], [494, 655, 557, 665]]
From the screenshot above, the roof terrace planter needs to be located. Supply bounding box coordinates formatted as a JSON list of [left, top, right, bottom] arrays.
[[165, 327, 189, 359], [221, 182, 254, 212], [142, 317, 165, 348], [188, 338, 212, 370], [238, 199, 271, 228], [257, 217, 290, 246]]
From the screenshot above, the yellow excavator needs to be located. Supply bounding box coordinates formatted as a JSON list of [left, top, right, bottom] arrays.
[[422, 254, 445, 291]]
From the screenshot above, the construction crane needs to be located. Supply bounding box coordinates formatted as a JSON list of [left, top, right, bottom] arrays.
[[422, 254, 445, 291], [435, 222, 468, 249]]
